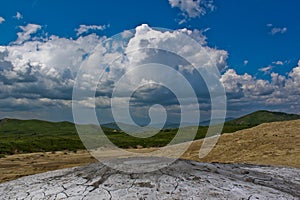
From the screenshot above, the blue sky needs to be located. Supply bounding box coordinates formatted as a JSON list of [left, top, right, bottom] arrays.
[[1, 0, 299, 75], [0, 0, 299, 123]]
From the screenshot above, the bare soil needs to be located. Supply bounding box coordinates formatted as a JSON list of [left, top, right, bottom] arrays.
[[0, 151, 96, 183], [0, 119, 299, 183], [183, 119, 300, 168]]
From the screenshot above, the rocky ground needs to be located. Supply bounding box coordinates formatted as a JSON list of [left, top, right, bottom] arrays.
[[0, 157, 299, 199]]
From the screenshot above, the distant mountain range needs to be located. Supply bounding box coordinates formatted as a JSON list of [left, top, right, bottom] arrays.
[[101, 110, 300, 129], [140, 118, 235, 129], [1, 110, 300, 131]]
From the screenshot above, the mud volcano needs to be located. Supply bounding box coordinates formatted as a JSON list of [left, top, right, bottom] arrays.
[[0, 157, 299, 199]]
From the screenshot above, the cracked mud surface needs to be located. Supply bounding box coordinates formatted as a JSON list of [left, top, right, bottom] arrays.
[[0, 157, 299, 199]]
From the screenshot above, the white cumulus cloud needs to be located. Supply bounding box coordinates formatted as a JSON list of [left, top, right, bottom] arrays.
[[15, 24, 42, 44], [169, 0, 215, 23], [76, 24, 109, 36], [1, 22, 300, 121], [259, 66, 273, 73], [271, 27, 287, 35], [0, 16, 5, 24], [221, 61, 300, 115], [267, 24, 287, 35], [14, 12, 23, 20], [272, 60, 284, 65], [0, 23, 228, 122]]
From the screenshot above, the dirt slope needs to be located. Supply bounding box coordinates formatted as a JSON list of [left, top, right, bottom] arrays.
[[183, 119, 300, 168]]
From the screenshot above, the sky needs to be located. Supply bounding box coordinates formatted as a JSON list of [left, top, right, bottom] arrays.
[[0, 0, 299, 124]]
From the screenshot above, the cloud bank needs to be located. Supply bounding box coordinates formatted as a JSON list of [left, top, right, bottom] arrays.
[[0, 23, 299, 122], [221, 61, 300, 115]]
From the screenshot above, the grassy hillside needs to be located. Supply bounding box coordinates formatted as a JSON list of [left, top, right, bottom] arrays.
[[0, 118, 84, 154], [226, 110, 300, 126], [1, 110, 299, 155], [221, 110, 300, 134], [0, 118, 208, 154]]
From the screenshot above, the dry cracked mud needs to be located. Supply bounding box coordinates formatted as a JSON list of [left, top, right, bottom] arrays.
[[0, 157, 299, 199]]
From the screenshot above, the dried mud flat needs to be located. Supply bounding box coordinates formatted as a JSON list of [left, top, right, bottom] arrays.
[[0, 157, 299, 199]]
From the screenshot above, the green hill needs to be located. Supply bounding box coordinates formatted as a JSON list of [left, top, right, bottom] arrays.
[[226, 110, 300, 126], [0, 118, 83, 155], [0, 110, 299, 155], [0, 118, 202, 155], [220, 110, 300, 134]]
